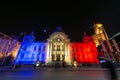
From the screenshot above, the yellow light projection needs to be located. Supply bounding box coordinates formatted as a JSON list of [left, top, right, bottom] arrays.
[[96, 23, 103, 27], [92, 23, 109, 47]]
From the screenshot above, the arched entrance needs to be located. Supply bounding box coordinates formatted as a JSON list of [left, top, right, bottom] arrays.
[[46, 31, 71, 66]]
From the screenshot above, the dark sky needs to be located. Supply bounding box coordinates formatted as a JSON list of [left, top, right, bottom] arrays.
[[0, 0, 120, 41]]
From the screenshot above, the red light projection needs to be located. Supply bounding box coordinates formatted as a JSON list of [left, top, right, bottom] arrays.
[[71, 32, 99, 64]]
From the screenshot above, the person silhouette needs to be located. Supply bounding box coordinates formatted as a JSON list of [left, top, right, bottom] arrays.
[[105, 59, 118, 80]]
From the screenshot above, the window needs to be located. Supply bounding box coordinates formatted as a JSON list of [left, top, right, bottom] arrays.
[[34, 46, 36, 51], [39, 46, 41, 51], [21, 54, 24, 58]]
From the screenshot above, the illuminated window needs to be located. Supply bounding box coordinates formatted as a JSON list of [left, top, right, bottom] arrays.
[[22, 45, 27, 51], [57, 38, 60, 41], [39, 46, 41, 51], [34, 46, 37, 51], [21, 54, 24, 58], [43, 46, 46, 51], [32, 54, 34, 58]]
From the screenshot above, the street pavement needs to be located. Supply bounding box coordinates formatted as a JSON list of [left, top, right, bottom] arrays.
[[0, 66, 120, 80], [0, 65, 120, 71], [0, 68, 120, 80]]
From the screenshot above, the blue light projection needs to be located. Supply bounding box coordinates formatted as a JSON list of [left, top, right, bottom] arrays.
[[14, 33, 47, 64]]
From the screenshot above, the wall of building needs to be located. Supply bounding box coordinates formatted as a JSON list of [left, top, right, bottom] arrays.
[[0, 32, 20, 65], [14, 31, 100, 65]]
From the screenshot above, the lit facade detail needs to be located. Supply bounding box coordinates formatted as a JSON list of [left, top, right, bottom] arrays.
[[71, 32, 99, 64], [14, 28, 100, 65], [1, 25, 120, 65], [14, 32, 47, 64], [15, 42, 47, 64], [46, 31, 71, 65], [92, 23, 109, 47], [0, 32, 20, 64]]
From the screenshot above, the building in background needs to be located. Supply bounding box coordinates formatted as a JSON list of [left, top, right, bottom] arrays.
[[0, 32, 20, 65], [86, 22, 120, 63], [95, 31, 120, 62], [110, 32, 120, 48], [108, 32, 120, 62], [92, 23, 109, 47]]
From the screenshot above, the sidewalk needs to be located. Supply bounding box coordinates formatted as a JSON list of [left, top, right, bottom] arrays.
[[0, 65, 120, 71]]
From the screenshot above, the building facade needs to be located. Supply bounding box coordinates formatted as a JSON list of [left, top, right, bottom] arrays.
[[92, 23, 109, 47], [0, 32, 20, 65], [1, 24, 119, 66], [14, 27, 99, 66]]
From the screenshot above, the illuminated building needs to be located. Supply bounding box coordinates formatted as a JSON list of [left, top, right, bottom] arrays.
[[71, 32, 99, 64], [1, 25, 120, 66], [110, 32, 120, 48], [92, 23, 109, 47], [96, 31, 120, 62], [0, 32, 20, 65], [106, 32, 120, 62], [90, 23, 120, 62], [46, 27, 71, 65], [14, 32, 47, 64], [14, 27, 99, 66]]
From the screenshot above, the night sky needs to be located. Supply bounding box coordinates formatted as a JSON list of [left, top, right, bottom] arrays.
[[0, 0, 120, 42]]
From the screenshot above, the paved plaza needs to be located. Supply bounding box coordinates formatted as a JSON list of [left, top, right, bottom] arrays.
[[0, 66, 120, 80]]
